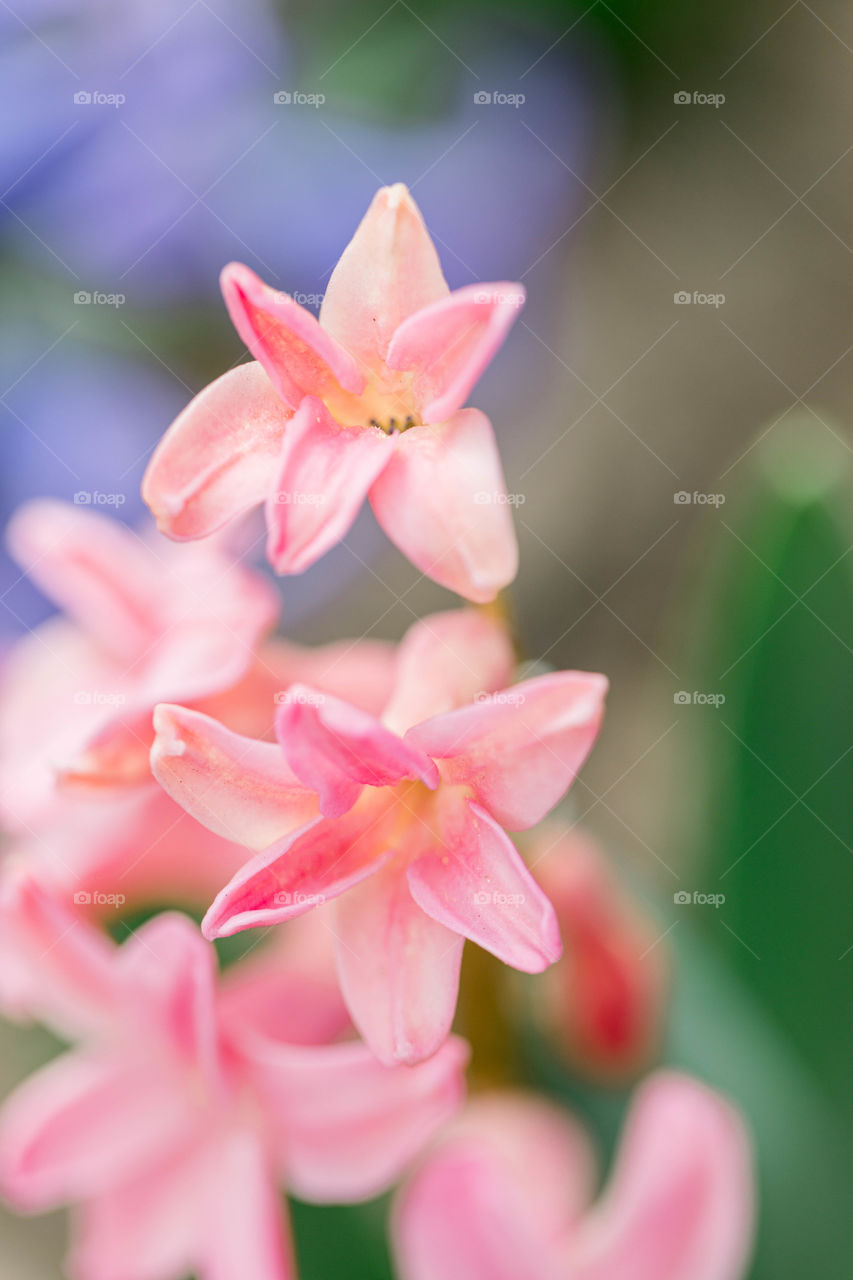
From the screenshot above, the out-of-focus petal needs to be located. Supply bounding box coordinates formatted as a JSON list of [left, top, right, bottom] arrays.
[[408, 672, 608, 830], [199, 1129, 295, 1280], [261, 636, 397, 717], [387, 283, 525, 423], [408, 798, 561, 973], [221, 262, 364, 409], [264, 397, 391, 574], [151, 704, 317, 852], [275, 685, 438, 819], [142, 362, 291, 540], [202, 792, 392, 940], [333, 863, 464, 1066], [369, 410, 518, 603], [567, 1072, 755, 1280], [320, 184, 448, 371], [382, 608, 515, 735], [247, 1034, 468, 1203]]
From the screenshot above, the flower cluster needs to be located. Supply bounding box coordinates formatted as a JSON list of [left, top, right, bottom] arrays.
[[0, 186, 754, 1280]]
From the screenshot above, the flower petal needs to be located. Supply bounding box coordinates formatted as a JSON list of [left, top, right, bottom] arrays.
[[151, 704, 317, 853], [382, 608, 515, 735], [221, 262, 364, 408], [142, 362, 291, 541], [333, 863, 465, 1065], [202, 792, 392, 940], [369, 409, 518, 603], [387, 283, 525, 423], [264, 396, 391, 574], [275, 684, 438, 819], [568, 1072, 755, 1280], [320, 184, 448, 370], [408, 672, 608, 830], [262, 636, 397, 716], [200, 1129, 295, 1280], [408, 798, 561, 974], [246, 1035, 467, 1203]]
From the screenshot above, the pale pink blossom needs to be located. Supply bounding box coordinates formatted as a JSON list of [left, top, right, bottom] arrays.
[[528, 824, 670, 1081], [0, 872, 467, 1280], [392, 1073, 754, 1280], [150, 608, 607, 1064], [143, 184, 523, 602]]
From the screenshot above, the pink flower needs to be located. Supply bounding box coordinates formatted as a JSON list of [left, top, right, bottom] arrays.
[[392, 1073, 755, 1280], [0, 872, 468, 1280], [142, 184, 523, 602], [0, 499, 278, 829], [150, 608, 607, 1064], [529, 824, 670, 1081]]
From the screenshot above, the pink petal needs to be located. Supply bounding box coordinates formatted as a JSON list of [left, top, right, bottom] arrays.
[[264, 396, 392, 573], [387, 282, 525, 423], [0, 1051, 197, 1211], [245, 1035, 468, 1203], [202, 792, 392, 940], [221, 262, 364, 409], [0, 866, 117, 1039], [200, 1129, 295, 1280], [275, 684, 438, 819], [568, 1072, 754, 1280], [262, 636, 398, 716], [142, 362, 291, 540], [408, 671, 608, 830], [408, 798, 561, 974], [150, 704, 317, 853], [382, 608, 515, 735], [333, 863, 465, 1065], [6, 500, 161, 661], [369, 409, 518, 603], [320, 184, 448, 370]]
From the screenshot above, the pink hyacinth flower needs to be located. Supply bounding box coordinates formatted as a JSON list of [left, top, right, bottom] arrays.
[[0, 873, 467, 1280], [142, 184, 523, 602], [0, 498, 278, 829], [150, 608, 607, 1064], [392, 1074, 755, 1280], [530, 824, 670, 1081]]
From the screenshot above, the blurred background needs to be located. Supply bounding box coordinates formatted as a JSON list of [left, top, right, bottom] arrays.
[[2, 0, 853, 1275]]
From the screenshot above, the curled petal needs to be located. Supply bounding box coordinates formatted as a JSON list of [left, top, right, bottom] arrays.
[[246, 1034, 468, 1202], [320, 183, 448, 369], [408, 798, 561, 973], [221, 262, 364, 408], [334, 864, 465, 1066], [275, 684, 438, 819], [369, 410, 518, 603], [408, 671, 608, 830], [151, 704, 316, 853], [142, 362, 291, 541], [387, 282, 526, 423], [264, 397, 391, 574]]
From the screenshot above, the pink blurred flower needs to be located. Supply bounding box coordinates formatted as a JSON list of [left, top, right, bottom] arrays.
[[143, 184, 523, 602], [150, 608, 607, 1064], [0, 872, 468, 1280], [529, 824, 670, 1081], [392, 1073, 755, 1280]]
